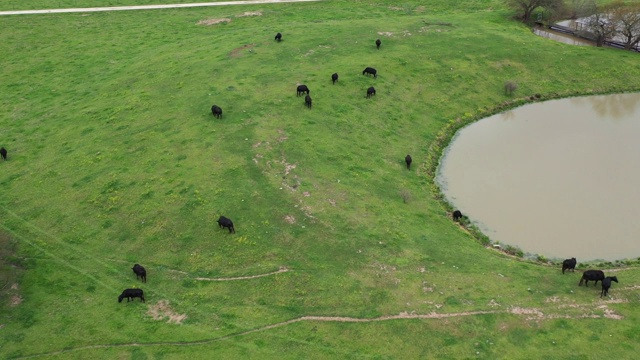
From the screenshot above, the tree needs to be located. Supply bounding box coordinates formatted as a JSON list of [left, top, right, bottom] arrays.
[[610, 2, 640, 50], [584, 4, 617, 47], [566, 0, 596, 19], [507, 0, 564, 22]]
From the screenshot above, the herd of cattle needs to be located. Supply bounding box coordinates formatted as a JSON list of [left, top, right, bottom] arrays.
[[209, 36, 384, 118], [118, 264, 147, 303], [118, 250, 619, 305], [0, 33, 619, 304], [118, 217, 236, 303], [562, 257, 619, 297]]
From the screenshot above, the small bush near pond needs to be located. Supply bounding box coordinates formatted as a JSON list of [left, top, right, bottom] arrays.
[[505, 81, 518, 95]]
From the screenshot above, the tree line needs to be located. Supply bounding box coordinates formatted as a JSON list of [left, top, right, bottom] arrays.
[[509, 0, 640, 50]]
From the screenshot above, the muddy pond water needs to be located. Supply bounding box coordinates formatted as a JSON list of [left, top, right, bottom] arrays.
[[437, 93, 640, 261], [532, 27, 594, 46]]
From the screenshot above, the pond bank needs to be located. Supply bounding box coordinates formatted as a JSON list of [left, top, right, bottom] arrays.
[[426, 89, 640, 265]]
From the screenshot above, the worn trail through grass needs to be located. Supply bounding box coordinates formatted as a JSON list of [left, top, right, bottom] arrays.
[[13, 305, 626, 359]]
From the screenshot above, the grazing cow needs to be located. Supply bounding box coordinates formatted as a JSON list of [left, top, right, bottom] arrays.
[[305, 95, 312, 109], [332, 73, 338, 84], [601, 276, 618, 298], [579, 270, 605, 287], [118, 289, 145, 303], [376, 39, 381, 49], [452, 210, 463, 221], [405, 154, 412, 169], [297, 85, 310, 96], [275, 32, 282, 42], [0, 147, 6, 161], [217, 216, 235, 233], [132, 264, 147, 283], [562, 257, 577, 274], [211, 105, 223, 119], [362, 67, 377, 78], [366, 87, 376, 98]]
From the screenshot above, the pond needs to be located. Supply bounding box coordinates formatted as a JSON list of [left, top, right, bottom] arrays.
[[532, 27, 594, 46], [436, 93, 640, 261]]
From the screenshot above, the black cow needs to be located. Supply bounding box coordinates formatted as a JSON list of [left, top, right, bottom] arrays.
[[601, 276, 618, 297], [362, 67, 377, 78], [331, 73, 338, 84], [405, 154, 412, 169], [366, 87, 376, 98], [297, 85, 310, 96], [0, 147, 6, 161], [376, 39, 381, 49], [275, 32, 282, 42], [118, 289, 145, 303], [562, 258, 577, 274], [452, 210, 463, 221], [217, 216, 235, 233], [305, 95, 312, 109], [132, 264, 147, 283], [579, 270, 605, 287], [211, 105, 223, 119]]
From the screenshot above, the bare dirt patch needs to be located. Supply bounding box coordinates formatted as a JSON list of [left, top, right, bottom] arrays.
[[510, 307, 544, 320], [229, 43, 255, 58], [283, 161, 297, 176], [378, 31, 394, 37], [147, 300, 187, 324], [197, 18, 231, 26], [602, 308, 624, 319], [237, 11, 262, 17], [277, 129, 288, 143], [10, 294, 22, 307], [284, 215, 296, 224]]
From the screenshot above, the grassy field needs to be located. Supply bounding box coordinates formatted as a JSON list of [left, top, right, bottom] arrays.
[[2, 0, 640, 358]]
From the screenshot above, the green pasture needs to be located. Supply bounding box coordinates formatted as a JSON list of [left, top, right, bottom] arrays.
[[2, 0, 640, 358]]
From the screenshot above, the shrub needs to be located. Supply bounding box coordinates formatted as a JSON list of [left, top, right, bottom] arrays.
[[400, 189, 412, 203], [505, 81, 518, 96], [504, 244, 524, 257]]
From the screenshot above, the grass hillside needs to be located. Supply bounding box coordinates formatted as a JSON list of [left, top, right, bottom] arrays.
[[2, 1, 640, 358]]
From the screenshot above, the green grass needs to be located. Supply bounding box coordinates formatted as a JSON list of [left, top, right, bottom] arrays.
[[2, 0, 640, 358]]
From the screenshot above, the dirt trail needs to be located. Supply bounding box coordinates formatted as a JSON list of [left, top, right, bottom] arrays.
[[14, 305, 625, 359], [195, 266, 289, 281], [0, 0, 321, 16]]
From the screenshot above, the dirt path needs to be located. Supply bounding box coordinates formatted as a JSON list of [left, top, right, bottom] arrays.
[[13, 304, 626, 359], [194, 266, 289, 281], [0, 0, 320, 16]]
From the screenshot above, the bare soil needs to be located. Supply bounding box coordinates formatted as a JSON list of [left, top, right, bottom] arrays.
[[237, 11, 262, 17], [228, 44, 255, 58], [195, 266, 289, 281], [197, 18, 231, 26], [147, 300, 188, 324], [10, 294, 23, 307]]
